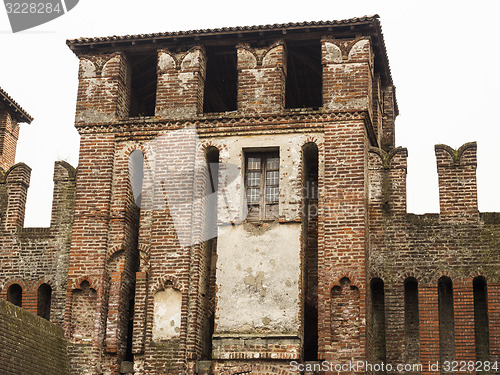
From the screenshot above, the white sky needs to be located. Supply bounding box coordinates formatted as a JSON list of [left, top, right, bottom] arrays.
[[0, 1, 499, 227]]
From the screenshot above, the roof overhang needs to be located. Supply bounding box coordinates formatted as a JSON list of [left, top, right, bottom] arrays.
[[67, 15, 398, 114], [0, 87, 33, 124]]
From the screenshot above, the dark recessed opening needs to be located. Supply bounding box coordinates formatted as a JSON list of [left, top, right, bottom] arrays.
[[473, 276, 490, 362], [203, 46, 237, 113], [303, 142, 318, 361], [128, 53, 157, 117], [37, 283, 52, 320], [371, 278, 386, 364], [7, 284, 22, 307], [438, 276, 455, 367], [404, 277, 419, 363], [285, 40, 322, 110]]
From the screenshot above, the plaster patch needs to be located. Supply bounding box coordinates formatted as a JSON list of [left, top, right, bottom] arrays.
[[152, 288, 182, 341]]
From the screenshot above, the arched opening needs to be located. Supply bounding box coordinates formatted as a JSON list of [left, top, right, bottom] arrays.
[[473, 276, 489, 362], [438, 276, 455, 367], [129, 150, 145, 208], [201, 146, 219, 359], [303, 142, 318, 360], [371, 278, 386, 364], [37, 283, 52, 320], [404, 277, 419, 363], [123, 149, 145, 361], [7, 284, 22, 307]]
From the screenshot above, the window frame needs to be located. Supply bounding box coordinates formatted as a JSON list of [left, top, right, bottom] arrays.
[[244, 150, 280, 220]]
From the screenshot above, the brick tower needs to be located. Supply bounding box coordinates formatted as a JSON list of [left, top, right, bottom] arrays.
[[1, 15, 498, 375]]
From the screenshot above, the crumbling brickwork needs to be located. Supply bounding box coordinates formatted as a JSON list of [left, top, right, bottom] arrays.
[[1, 14, 499, 375]]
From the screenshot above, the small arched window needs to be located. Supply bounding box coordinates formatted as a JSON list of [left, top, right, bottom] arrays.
[[7, 284, 22, 307], [438, 276, 455, 364], [37, 283, 52, 320], [473, 276, 489, 362], [370, 278, 386, 364], [129, 150, 144, 208], [404, 277, 420, 362]]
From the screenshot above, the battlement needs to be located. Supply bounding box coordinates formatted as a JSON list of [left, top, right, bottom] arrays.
[[67, 15, 397, 149], [369, 141, 482, 223], [0, 157, 76, 326]]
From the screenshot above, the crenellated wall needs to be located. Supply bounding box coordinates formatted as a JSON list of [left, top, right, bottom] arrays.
[[368, 142, 500, 372], [0, 160, 76, 325]]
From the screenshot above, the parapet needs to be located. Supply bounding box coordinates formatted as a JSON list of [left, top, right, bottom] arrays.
[[369, 141, 480, 224], [0, 160, 76, 232], [435, 142, 478, 223]]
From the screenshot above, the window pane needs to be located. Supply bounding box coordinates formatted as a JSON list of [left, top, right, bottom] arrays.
[[267, 157, 279, 170], [247, 172, 260, 187], [247, 188, 260, 203], [248, 157, 261, 170], [266, 186, 279, 202], [266, 170, 279, 186]]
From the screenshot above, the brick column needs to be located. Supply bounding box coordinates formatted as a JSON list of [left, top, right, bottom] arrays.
[[322, 37, 372, 113], [75, 52, 130, 124], [435, 142, 478, 223], [419, 284, 440, 375], [319, 118, 368, 367], [237, 41, 286, 115], [155, 47, 206, 119], [488, 283, 500, 363], [454, 279, 475, 367], [2, 163, 31, 232], [65, 133, 115, 374]]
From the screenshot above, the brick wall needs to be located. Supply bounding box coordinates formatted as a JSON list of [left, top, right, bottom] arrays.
[[368, 142, 500, 373], [0, 298, 69, 375], [0, 160, 75, 326]]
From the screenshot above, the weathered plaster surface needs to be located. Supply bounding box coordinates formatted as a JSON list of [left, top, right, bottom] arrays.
[[153, 288, 182, 341], [215, 222, 301, 334]]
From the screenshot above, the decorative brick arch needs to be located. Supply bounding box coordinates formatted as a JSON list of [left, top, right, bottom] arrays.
[[122, 142, 154, 165], [150, 274, 184, 294], [69, 276, 102, 294], [330, 273, 362, 291], [1, 279, 29, 298], [32, 277, 55, 291], [179, 45, 205, 70], [157, 49, 179, 72]]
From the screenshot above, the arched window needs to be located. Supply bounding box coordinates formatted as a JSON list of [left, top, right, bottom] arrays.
[[128, 150, 144, 208], [37, 283, 52, 320], [201, 146, 219, 360], [7, 284, 22, 307], [303, 142, 318, 360], [404, 277, 419, 362], [473, 276, 489, 362], [438, 276, 455, 365], [371, 278, 386, 364]]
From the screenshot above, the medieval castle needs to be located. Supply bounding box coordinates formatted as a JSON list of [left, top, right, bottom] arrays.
[[0, 14, 498, 375]]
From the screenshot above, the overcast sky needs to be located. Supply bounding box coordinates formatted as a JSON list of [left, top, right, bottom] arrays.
[[1, 1, 499, 227]]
